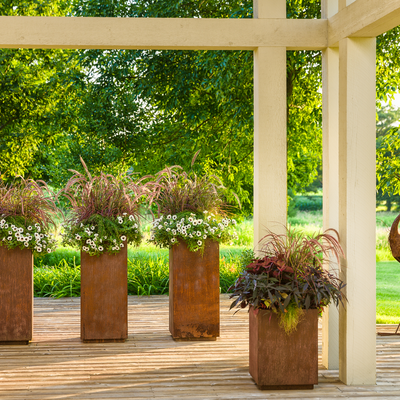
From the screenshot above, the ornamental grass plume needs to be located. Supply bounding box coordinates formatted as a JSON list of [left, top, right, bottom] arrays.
[[146, 153, 240, 253], [0, 176, 59, 255], [0, 177, 58, 228], [60, 158, 150, 256], [61, 158, 147, 223], [147, 164, 230, 217]]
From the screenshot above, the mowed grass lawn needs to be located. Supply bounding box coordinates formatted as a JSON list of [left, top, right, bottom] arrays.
[[377, 261, 400, 324]]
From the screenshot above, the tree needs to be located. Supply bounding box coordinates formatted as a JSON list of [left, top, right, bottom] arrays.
[[2, 0, 400, 215]]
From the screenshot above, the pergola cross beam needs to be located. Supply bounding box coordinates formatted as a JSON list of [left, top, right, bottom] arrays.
[[1, 16, 327, 50], [329, 0, 400, 46]]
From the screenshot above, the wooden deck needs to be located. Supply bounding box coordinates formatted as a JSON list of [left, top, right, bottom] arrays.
[[0, 295, 399, 399]]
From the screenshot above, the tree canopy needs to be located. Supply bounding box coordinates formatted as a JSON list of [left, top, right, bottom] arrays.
[[1, 0, 400, 214]]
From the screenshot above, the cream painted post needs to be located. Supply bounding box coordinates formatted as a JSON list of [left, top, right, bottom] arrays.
[[338, 37, 376, 385], [321, 0, 340, 370], [322, 46, 340, 370], [253, 0, 287, 247]]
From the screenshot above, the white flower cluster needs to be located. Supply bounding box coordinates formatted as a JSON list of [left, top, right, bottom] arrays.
[[0, 219, 56, 254], [150, 211, 238, 252], [63, 214, 140, 255]]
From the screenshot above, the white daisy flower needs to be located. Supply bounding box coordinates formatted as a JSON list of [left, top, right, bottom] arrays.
[[203, 235, 207, 239], [197, 231, 201, 237], [27, 226, 32, 231], [167, 215, 171, 219], [120, 243, 124, 248], [197, 240, 202, 246], [172, 215, 177, 220], [98, 246, 104, 251], [171, 238, 176, 243], [121, 236, 126, 241]]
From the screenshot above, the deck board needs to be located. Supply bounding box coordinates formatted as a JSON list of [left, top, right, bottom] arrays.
[[0, 295, 399, 399]]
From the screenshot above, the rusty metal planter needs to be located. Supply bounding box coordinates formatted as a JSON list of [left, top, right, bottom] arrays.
[[169, 239, 220, 340], [249, 307, 318, 390], [0, 246, 33, 345], [81, 245, 128, 342]]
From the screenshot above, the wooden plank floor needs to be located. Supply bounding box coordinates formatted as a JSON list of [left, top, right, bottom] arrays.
[[0, 295, 400, 399]]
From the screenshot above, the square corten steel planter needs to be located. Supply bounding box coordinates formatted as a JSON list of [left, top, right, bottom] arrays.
[[249, 307, 318, 390], [0, 246, 33, 345], [81, 245, 128, 343], [169, 239, 220, 340]]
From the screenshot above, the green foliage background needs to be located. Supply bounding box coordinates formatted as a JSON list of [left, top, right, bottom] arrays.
[[1, 1, 400, 213]]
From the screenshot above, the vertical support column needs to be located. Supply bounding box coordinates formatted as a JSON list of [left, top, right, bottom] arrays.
[[321, 0, 340, 371], [338, 37, 376, 385], [253, 0, 287, 247], [322, 46, 340, 370]]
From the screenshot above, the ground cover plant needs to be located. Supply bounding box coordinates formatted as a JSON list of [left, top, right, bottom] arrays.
[[34, 247, 243, 298]]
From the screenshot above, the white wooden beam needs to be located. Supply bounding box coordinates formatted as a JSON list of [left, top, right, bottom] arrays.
[[338, 37, 376, 385], [253, 0, 287, 246], [329, 0, 400, 46], [0, 16, 327, 51]]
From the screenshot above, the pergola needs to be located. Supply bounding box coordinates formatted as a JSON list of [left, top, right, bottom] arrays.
[[1, 0, 399, 386]]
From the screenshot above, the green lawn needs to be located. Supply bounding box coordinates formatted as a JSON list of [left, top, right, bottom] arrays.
[[377, 261, 400, 324]]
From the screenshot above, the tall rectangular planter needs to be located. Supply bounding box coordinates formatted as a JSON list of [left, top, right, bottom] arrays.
[[0, 246, 33, 344], [249, 308, 318, 390], [81, 245, 128, 342], [169, 239, 220, 340]]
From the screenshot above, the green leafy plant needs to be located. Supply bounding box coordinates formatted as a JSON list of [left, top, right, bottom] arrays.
[[148, 162, 239, 252], [60, 158, 147, 255], [0, 177, 58, 256], [229, 228, 346, 335]]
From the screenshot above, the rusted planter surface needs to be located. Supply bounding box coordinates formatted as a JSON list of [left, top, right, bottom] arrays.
[[0, 246, 33, 344], [169, 239, 220, 340], [249, 307, 318, 390], [81, 245, 128, 342], [389, 213, 400, 262]]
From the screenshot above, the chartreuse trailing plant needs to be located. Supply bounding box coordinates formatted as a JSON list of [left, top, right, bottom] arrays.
[[0, 177, 58, 256], [229, 228, 346, 335], [148, 162, 239, 253], [60, 158, 147, 256]]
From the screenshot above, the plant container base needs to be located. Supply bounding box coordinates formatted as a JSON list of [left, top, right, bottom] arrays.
[[169, 240, 220, 340], [249, 308, 318, 390], [81, 246, 128, 343], [0, 246, 33, 344]]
